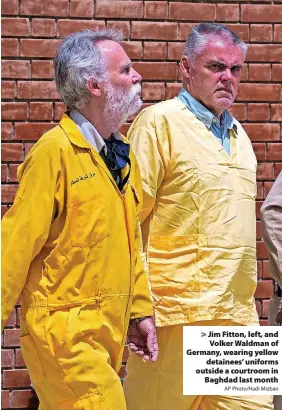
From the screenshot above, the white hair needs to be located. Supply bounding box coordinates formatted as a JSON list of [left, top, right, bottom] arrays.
[[54, 29, 124, 110], [184, 22, 247, 61]]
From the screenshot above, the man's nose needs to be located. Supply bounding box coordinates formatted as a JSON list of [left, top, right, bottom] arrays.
[[132, 68, 142, 83], [221, 68, 233, 81]]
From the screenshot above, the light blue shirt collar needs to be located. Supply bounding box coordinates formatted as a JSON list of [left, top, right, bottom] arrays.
[[176, 88, 234, 131]]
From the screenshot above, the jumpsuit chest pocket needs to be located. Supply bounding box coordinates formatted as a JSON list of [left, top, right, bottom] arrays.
[[68, 194, 109, 248]]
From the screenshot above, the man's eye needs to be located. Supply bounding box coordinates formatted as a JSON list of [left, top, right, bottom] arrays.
[[210, 64, 223, 71], [231, 66, 241, 72], [124, 67, 131, 74]]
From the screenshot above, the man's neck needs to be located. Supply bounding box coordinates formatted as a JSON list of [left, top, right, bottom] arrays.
[[79, 106, 113, 140]]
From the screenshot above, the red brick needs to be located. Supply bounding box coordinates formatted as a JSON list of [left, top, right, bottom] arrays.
[[166, 83, 182, 99], [253, 143, 266, 161], [249, 64, 271, 82], [247, 103, 270, 121], [255, 280, 273, 298], [95, 1, 143, 18], [32, 18, 56, 37], [3, 369, 31, 388], [262, 260, 272, 279], [240, 64, 248, 81], [2, 60, 30, 79], [256, 220, 262, 240], [228, 103, 246, 121], [270, 104, 282, 121], [31, 60, 54, 79], [2, 103, 27, 121], [54, 102, 66, 120], [1, 123, 14, 140], [3, 328, 20, 347], [25, 143, 35, 156], [264, 182, 274, 198], [2, 0, 19, 15], [238, 84, 281, 102], [243, 124, 280, 142], [30, 102, 53, 121], [2, 17, 30, 36], [275, 164, 282, 178], [1, 391, 10, 409], [57, 19, 105, 37], [255, 300, 261, 316], [132, 62, 178, 81], [1, 38, 18, 57], [5, 311, 16, 326], [262, 299, 271, 318], [143, 42, 166, 60], [257, 163, 274, 181], [225, 24, 249, 42], [217, 4, 239, 22], [9, 164, 20, 182], [2, 81, 16, 99], [144, 1, 168, 19], [15, 123, 55, 141], [142, 82, 165, 101], [169, 3, 216, 21], [107, 21, 130, 39], [257, 182, 264, 200], [20, 0, 68, 17], [131, 21, 178, 40], [2, 165, 8, 183], [1, 205, 9, 218], [20, 39, 60, 58], [17, 81, 60, 100], [274, 25, 282, 42], [267, 143, 282, 161], [167, 42, 184, 61], [242, 5, 282, 23], [122, 41, 142, 60], [10, 389, 34, 408], [1, 349, 14, 368], [70, 0, 94, 18], [1, 143, 23, 162], [250, 24, 272, 43], [15, 349, 26, 367], [246, 45, 282, 63], [259, 319, 268, 326], [272, 64, 282, 81], [178, 23, 197, 41]]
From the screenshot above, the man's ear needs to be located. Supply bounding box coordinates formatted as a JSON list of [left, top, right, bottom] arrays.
[[180, 56, 190, 80], [86, 78, 102, 97]]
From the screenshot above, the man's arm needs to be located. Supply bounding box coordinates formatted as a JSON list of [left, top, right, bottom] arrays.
[[260, 171, 282, 288], [1, 143, 60, 330]]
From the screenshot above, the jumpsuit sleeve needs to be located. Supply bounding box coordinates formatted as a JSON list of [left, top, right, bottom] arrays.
[[128, 108, 167, 224], [128, 107, 168, 319], [1, 143, 60, 330], [261, 171, 282, 288]]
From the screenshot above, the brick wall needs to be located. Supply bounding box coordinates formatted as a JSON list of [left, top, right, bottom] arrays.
[[1, 0, 282, 408]]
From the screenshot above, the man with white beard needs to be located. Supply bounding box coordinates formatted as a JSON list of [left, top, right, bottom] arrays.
[[1, 29, 158, 410]]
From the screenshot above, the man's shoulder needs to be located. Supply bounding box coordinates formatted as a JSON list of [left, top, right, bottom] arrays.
[[28, 122, 71, 159], [142, 98, 185, 118]]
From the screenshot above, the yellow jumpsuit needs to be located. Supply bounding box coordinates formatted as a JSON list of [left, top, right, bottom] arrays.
[[2, 114, 153, 410], [123, 99, 273, 410]]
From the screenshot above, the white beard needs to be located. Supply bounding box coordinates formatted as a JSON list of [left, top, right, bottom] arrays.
[[103, 82, 142, 131]]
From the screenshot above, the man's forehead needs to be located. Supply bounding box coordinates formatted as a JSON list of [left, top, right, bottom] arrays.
[[97, 40, 130, 68], [199, 39, 244, 65]]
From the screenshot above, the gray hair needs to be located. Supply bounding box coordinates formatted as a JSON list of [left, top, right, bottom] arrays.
[[184, 22, 247, 62], [54, 29, 124, 110]]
